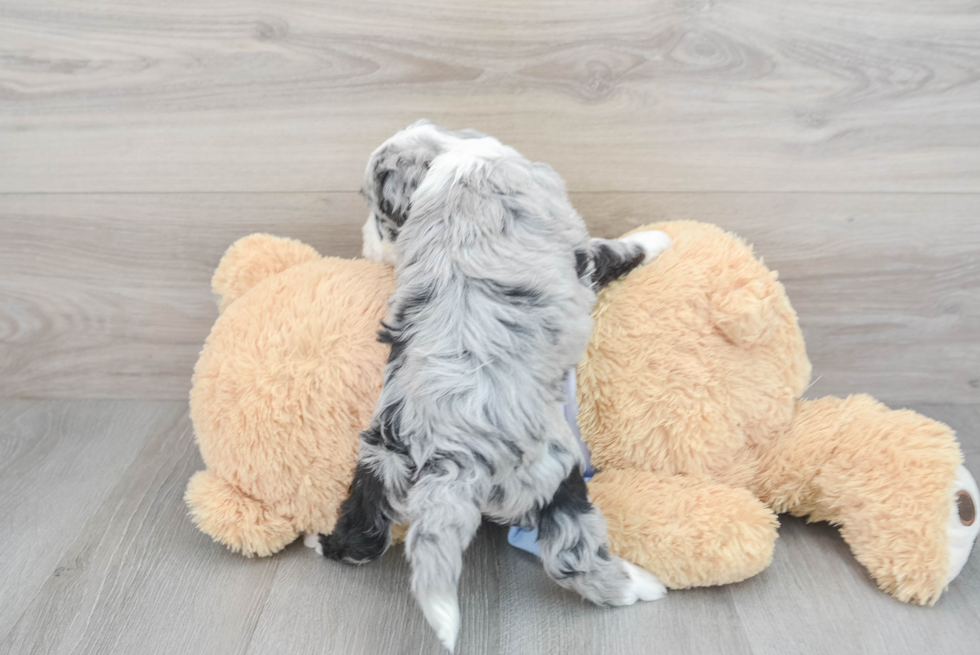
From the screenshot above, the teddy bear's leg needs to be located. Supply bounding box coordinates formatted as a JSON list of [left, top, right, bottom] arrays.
[[758, 395, 970, 605], [184, 470, 298, 557], [588, 469, 779, 588]]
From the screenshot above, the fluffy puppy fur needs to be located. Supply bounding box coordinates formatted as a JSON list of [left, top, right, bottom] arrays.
[[319, 121, 670, 651]]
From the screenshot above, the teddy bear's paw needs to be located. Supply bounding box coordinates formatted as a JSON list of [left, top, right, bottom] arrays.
[[614, 561, 668, 605], [947, 464, 980, 583], [619, 230, 672, 265], [303, 533, 321, 551]]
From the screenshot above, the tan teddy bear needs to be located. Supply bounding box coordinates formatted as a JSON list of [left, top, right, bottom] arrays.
[[186, 222, 978, 605]]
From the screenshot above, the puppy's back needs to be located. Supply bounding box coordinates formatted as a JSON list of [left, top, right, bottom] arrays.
[[384, 150, 594, 450]]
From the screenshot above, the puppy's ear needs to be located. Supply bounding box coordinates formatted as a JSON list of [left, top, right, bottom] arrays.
[[370, 128, 445, 230], [373, 155, 430, 229]]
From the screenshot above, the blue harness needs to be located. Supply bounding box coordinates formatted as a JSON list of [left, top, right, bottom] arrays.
[[506, 368, 593, 556]]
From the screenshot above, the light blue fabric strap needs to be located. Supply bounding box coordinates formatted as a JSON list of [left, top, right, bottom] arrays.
[[562, 367, 593, 479], [507, 368, 592, 556]]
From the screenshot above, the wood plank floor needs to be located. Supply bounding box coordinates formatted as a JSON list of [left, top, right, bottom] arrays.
[[0, 400, 978, 655]]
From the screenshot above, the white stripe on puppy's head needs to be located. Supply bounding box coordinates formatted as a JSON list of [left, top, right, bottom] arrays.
[[360, 121, 516, 266]]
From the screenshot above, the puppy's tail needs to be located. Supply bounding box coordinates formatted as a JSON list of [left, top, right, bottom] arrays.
[[405, 477, 483, 652]]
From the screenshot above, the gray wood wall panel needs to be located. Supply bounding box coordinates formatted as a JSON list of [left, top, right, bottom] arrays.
[[1, 193, 976, 404], [2, 0, 978, 403], [1, 1, 979, 194]]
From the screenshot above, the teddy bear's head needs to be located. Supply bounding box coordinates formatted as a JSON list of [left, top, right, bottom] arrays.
[[186, 235, 395, 556], [577, 221, 812, 478]]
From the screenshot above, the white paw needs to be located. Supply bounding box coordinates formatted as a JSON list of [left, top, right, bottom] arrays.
[[947, 464, 979, 583], [613, 561, 668, 605], [619, 230, 672, 265], [303, 533, 323, 555], [417, 589, 461, 652]]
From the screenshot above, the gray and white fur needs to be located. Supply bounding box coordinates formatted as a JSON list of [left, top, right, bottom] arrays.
[[316, 121, 671, 651]]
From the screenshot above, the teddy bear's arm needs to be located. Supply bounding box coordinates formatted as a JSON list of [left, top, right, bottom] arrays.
[[185, 470, 298, 557], [212, 234, 321, 312]]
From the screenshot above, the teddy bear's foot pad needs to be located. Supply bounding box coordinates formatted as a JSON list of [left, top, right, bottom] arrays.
[[948, 464, 980, 583]]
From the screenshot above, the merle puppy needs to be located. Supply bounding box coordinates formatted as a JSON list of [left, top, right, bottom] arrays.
[[316, 121, 671, 651]]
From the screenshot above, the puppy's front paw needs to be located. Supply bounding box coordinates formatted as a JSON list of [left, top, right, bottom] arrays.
[[620, 230, 672, 265]]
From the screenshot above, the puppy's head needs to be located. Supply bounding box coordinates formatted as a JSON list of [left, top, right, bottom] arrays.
[[361, 121, 493, 265]]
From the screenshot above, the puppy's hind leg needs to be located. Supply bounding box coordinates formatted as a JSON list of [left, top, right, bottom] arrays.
[[317, 462, 393, 564], [537, 466, 667, 606], [405, 465, 485, 652]]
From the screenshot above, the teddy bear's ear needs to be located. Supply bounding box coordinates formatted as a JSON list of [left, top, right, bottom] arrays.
[[711, 272, 785, 347], [212, 234, 321, 312]]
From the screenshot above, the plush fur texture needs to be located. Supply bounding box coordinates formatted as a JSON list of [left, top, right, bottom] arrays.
[[186, 221, 975, 609], [577, 220, 967, 605], [187, 235, 395, 556]]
